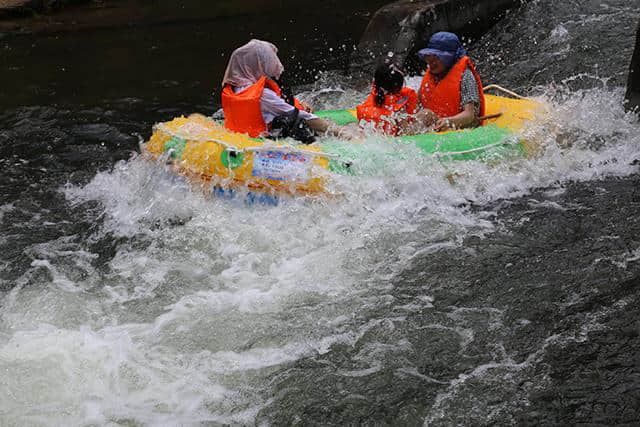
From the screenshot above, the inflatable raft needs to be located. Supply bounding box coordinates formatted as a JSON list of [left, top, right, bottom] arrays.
[[143, 88, 543, 197]]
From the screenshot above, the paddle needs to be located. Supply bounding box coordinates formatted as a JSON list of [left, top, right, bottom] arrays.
[[478, 112, 503, 121]]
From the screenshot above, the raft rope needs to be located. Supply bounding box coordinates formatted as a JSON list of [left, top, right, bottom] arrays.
[[432, 139, 519, 158], [483, 84, 526, 99]]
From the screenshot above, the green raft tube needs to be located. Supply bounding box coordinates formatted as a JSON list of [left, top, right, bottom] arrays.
[[314, 91, 542, 169]]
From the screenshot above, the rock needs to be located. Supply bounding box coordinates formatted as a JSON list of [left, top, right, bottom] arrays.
[[350, 0, 520, 75], [0, 0, 30, 7], [0, 0, 33, 16], [0, 0, 77, 17], [625, 22, 640, 114]]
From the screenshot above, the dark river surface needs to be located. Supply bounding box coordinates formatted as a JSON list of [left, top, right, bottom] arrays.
[[1, 0, 640, 425]]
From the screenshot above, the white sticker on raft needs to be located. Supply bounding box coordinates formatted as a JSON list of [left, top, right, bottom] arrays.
[[251, 151, 311, 181]]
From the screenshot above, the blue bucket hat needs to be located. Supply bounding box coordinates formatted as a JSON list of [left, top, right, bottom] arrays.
[[417, 32, 466, 68]]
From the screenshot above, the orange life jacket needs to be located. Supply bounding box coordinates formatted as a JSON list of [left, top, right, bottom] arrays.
[[418, 56, 485, 120], [356, 86, 418, 135], [222, 76, 306, 137]]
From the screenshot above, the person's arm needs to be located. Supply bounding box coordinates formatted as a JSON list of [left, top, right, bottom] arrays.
[[435, 103, 478, 131], [261, 88, 318, 124], [436, 68, 481, 131], [261, 89, 356, 139], [306, 118, 345, 137], [306, 118, 329, 133], [405, 108, 439, 134], [307, 118, 363, 139]]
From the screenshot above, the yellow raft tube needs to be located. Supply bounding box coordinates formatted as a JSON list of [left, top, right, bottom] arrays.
[[143, 88, 544, 197], [145, 114, 332, 196]]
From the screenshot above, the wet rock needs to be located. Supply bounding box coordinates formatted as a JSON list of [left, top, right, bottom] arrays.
[[0, 0, 31, 16], [0, 0, 28, 8], [350, 0, 520, 74], [0, 0, 79, 16], [625, 22, 640, 114]]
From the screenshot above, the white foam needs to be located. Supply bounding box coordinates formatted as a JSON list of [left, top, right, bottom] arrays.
[[0, 203, 14, 223], [2, 80, 639, 424]]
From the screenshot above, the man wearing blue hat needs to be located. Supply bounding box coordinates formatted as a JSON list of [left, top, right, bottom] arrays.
[[417, 32, 486, 131]]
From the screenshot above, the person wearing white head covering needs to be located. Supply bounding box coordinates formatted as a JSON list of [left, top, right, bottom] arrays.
[[221, 39, 339, 139], [222, 39, 285, 89]]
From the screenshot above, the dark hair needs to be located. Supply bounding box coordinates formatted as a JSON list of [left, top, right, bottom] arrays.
[[373, 61, 405, 107]]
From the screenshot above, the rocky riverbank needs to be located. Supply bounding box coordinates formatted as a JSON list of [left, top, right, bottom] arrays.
[[350, 0, 519, 74]]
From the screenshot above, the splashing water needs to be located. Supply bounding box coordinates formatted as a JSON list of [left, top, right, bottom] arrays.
[[2, 0, 640, 421], [1, 74, 639, 424]]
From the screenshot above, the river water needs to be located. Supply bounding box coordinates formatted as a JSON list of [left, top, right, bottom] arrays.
[[1, 0, 640, 425]]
